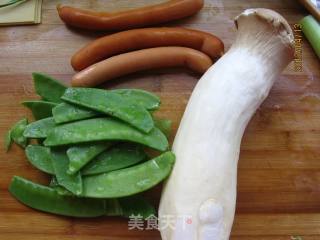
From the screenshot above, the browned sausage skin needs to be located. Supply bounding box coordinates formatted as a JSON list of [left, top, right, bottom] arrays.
[[57, 0, 204, 31], [71, 27, 224, 71], [71, 47, 213, 87]]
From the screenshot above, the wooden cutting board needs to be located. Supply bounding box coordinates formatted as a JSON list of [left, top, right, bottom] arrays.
[[0, 0, 320, 239]]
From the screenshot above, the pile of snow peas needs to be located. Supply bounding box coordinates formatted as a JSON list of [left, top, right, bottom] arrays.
[[6, 73, 175, 218]]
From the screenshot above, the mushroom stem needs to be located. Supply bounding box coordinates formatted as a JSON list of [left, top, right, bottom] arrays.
[[159, 8, 294, 240]]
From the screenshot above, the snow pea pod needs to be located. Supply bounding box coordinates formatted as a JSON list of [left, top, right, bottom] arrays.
[[10, 176, 155, 218], [52, 102, 98, 124], [82, 143, 147, 176], [9, 176, 106, 217], [53, 89, 159, 124], [111, 89, 160, 110], [33, 72, 67, 103], [61, 88, 154, 133], [52, 185, 74, 196], [103, 195, 156, 219], [11, 118, 28, 148], [154, 117, 172, 138], [23, 117, 56, 139], [118, 195, 156, 219], [82, 151, 175, 198], [67, 142, 113, 175], [49, 177, 74, 196], [22, 101, 57, 120], [49, 176, 59, 187], [4, 129, 12, 152], [44, 117, 168, 151], [25, 145, 54, 174], [50, 148, 82, 195]]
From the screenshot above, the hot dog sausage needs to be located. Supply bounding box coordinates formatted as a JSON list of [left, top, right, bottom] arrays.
[[71, 47, 213, 87], [71, 27, 224, 71], [57, 0, 204, 31]]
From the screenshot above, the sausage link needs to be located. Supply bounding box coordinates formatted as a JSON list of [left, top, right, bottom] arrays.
[[72, 27, 224, 71], [57, 0, 204, 31], [71, 47, 213, 87]]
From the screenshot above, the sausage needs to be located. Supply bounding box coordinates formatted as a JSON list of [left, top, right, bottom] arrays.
[[57, 0, 204, 31], [71, 47, 213, 87], [71, 27, 224, 71]]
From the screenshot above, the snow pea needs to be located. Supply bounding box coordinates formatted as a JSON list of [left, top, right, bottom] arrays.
[[49, 176, 59, 187], [81, 143, 147, 176], [61, 88, 154, 133], [23, 117, 56, 139], [82, 151, 175, 198], [32, 72, 66, 103], [154, 117, 172, 138], [22, 101, 57, 120], [25, 145, 54, 174], [53, 89, 160, 124], [67, 142, 113, 175], [10, 176, 155, 218], [10, 118, 28, 148], [44, 117, 168, 151], [52, 102, 98, 124], [119, 195, 156, 219], [49, 177, 74, 196], [111, 89, 160, 110], [102, 195, 155, 219], [50, 148, 82, 195], [52, 185, 74, 196], [9, 176, 106, 217], [4, 129, 12, 152]]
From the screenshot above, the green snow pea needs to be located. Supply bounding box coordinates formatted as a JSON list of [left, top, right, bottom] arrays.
[[23, 117, 56, 139], [44, 117, 168, 151], [53, 89, 160, 124], [9, 176, 106, 217], [49, 177, 74, 196], [49, 176, 59, 187], [52, 103, 98, 124], [50, 148, 82, 195], [4, 129, 12, 152], [52, 185, 74, 196], [32, 72, 67, 103], [154, 118, 172, 138], [109, 195, 156, 218], [11, 118, 28, 145], [82, 151, 175, 198], [118, 195, 156, 219], [61, 88, 154, 133], [22, 101, 57, 120], [11, 117, 28, 148], [10, 176, 155, 218], [25, 145, 54, 174], [67, 142, 113, 175], [111, 89, 160, 110], [95, 195, 155, 219], [82, 143, 148, 176]]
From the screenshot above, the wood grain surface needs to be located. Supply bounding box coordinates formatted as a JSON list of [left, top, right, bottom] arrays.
[[0, 0, 320, 239]]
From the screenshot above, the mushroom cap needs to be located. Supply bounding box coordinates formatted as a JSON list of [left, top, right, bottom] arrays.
[[234, 8, 294, 51]]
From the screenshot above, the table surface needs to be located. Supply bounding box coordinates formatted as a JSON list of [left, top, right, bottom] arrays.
[[1, 0, 320, 239]]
